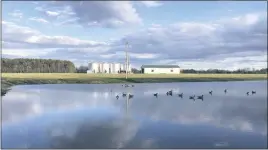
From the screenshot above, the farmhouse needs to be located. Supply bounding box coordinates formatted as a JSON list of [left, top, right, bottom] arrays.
[[141, 65, 181, 74]]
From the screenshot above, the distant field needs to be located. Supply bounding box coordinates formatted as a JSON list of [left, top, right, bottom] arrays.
[[2, 73, 267, 79]]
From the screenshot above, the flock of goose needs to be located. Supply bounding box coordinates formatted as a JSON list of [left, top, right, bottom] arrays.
[[115, 84, 257, 100]]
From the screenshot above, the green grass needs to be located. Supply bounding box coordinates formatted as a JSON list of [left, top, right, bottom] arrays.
[[1, 73, 267, 96]]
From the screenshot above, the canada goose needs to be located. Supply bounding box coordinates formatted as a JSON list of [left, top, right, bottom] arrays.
[[189, 95, 195, 100], [178, 93, 183, 98], [168, 90, 173, 96], [116, 95, 119, 99], [252, 91, 256, 95], [197, 95, 204, 101], [122, 93, 127, 97], [153, 93, 158, 98], [246, 92, 249, 96], [224, 89, 227, 94], [129, 94, 134, 99], [209, 91, 213, 95], [166, 92, 169, 96]]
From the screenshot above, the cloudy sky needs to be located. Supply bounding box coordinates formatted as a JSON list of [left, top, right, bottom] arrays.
[[2, 1, 267, 70]]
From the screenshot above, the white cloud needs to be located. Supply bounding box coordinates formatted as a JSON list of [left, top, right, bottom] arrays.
[[118, 12, 267, 69], [39, 1, 143, 28], [35, 6, 45, 11], [8, 10, 23, 19], [2, 48, 57, 58], [140, 1, 163, 7], [2, 9, 267, 69], [29, 17, 49, 23], [2, 21, 108, 49], [45, 10, 60, 16]]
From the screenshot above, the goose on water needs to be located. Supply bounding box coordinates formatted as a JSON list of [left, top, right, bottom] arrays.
[[166, 92, 169, 96], [246, 92, 249, 96], [178, 93, 183, 98], [153, 93, 158, 98], [129, 94, 134, 99], [189, 95, 195, 100], [252, 91, 256, 95], [209, 91, 213, 95], [116, 95, 119, 99], [122, 93, 127, 97], [224, 89, 227, 94], [168, 90, 173, 96], [197, 95, 204, 101]]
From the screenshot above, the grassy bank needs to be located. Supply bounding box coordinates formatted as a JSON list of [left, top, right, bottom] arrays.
[[1, 73, 267, 96]]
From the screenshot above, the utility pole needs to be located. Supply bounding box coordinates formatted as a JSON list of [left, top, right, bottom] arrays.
[[125, 41, 129, 79]]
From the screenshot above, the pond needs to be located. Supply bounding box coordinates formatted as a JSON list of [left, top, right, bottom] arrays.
[[1, 81, 267, 148]]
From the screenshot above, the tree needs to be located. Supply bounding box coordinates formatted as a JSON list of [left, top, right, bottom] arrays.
[[76, 65, 88, 73]]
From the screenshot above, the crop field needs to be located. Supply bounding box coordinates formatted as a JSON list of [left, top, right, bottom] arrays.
[[2, 73, 267, 80]]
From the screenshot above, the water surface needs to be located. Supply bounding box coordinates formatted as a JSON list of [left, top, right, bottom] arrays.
[[1, 81, 267, 148]]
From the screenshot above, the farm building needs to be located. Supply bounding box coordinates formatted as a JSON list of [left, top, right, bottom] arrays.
[[141, 65, 181, 74], [88, 62, 131, 74]]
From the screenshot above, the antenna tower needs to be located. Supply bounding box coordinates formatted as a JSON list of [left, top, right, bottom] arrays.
[[125, 41, 129, 79]]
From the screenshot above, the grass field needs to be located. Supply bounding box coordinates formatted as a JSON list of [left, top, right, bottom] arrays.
[[1, 73, 267, 96]]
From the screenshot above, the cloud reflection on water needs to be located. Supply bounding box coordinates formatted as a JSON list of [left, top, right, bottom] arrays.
[[1, 81, 267, 148]]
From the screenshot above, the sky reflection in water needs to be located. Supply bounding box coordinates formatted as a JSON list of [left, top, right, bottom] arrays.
[[1, 81, 267, 148]]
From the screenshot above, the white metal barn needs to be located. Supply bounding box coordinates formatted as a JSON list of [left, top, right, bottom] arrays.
[[141, 65, 181, 74]]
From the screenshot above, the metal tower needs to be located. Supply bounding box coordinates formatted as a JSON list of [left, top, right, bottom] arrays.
[[125, 41, 130, 79]]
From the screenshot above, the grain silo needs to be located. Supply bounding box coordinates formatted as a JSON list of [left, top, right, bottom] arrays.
[[103, 63, 110, 74], [111, 63, 115, 74], [120, 64, 125, 72], [99, 62, 104, 73], [89, 62, 99, 73], [128, 64, 132, 73], [114, 63, 121, 74]]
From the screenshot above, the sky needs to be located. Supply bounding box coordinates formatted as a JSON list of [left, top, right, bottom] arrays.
[[1, 1, 267, 70]]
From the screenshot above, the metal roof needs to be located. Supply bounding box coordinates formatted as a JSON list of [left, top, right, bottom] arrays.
[[141, 65, 180, 68]]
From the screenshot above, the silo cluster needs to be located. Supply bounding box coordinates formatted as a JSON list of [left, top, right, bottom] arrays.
[[88, 62, 131, 74]]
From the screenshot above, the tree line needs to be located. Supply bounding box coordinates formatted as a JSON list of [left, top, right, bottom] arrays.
[[182, 68, 267, 74], [1, 58, 76, 73]]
